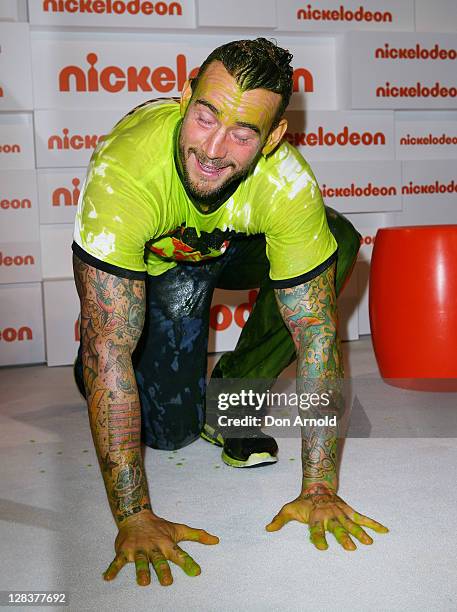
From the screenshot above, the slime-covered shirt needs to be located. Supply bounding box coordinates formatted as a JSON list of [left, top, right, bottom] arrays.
[[73, 99, 337, 286]]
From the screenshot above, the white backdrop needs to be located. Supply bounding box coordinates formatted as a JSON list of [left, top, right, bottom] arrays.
[[1, 0, 456, 366]]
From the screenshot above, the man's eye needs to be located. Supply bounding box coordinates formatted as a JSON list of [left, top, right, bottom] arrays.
[[233, 133, 251, 143], [197, 115, 213, 126]]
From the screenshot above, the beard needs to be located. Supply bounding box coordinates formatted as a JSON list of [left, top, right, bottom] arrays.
[[178, 138, 261, 208]]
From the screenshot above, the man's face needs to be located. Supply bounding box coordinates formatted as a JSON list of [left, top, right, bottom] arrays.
[[178, 61, 282, 205]]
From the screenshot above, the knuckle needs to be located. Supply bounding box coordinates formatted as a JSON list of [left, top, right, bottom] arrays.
[[151, 550, 168, 563], [116, 550, 129, 562], [135, 549, 148, 558], [164, 543, 183, 558]]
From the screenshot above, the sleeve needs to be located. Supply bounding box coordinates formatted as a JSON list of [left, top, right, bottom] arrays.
[[263, 146, 338, 288], [72, 138, 157, 281]]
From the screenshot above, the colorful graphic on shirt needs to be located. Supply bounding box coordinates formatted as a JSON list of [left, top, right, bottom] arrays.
[[147, 225, 244, 262]]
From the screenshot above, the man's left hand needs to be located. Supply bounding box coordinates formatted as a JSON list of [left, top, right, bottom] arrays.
[[265, 488, 389, 551]]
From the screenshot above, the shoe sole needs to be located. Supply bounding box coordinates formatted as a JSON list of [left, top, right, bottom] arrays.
[[221, 449, 278, 468]]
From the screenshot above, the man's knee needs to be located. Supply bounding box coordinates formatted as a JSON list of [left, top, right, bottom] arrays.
[[137, 377, 205, 451]]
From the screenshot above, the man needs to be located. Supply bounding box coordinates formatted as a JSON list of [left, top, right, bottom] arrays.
[[73, 38, 388, 587]]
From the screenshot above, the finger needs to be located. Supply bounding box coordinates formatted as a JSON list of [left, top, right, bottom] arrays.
[[327, 519, 356, 551], [351, 511, 389, 534], [134, 550, 151, 587], [168, 544, 201, 577], [336, 501, 389, 533], [337, 515, 373, 545], [148, 549, 173, 586], [177, 525, 220, 545], [103, 554, 127, 581], [265, 512, 290, 532], [309, 522, 328, 550]]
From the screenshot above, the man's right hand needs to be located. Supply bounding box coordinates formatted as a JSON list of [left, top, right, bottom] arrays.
[[103, 513, 220, 586]]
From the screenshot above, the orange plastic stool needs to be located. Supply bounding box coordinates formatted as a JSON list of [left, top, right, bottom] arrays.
[[369, 225, 457, 391]]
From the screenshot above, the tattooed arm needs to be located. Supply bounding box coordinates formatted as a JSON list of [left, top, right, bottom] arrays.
[[73, 254, 218, 586], [275, 261, 343, 494], [265, 261, 389, 550], [73, 254, 150, 525]]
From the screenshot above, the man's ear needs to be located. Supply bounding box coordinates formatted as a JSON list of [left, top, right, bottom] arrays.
[[180, 80, 193, 117], [261, 118, 288, 156]]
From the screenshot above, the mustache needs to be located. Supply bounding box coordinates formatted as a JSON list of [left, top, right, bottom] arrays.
[[189, 148, 235, 170]]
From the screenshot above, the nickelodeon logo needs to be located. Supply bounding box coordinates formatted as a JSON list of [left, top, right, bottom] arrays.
[[375, 43, 457, 61], [321, 182, 397, 198], [0, 326, 33, 342], [376, 81, 457, 99], [59, 53, 314, 94], [402, 179, 457, 195], [400, 133, 457, 146], [48, 129, 102, 150], [0, 252, 35, 266], [297, 4, 393, 23], [53, 178, 81, 206], [210, 290, 258, 332], [43, 0, 182, 16], [1, 198, 32, 210], [285, 126, 386, 147]]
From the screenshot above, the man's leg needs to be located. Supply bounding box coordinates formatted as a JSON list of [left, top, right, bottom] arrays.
[[132, 263, 220, 450], [205, 206, 361, 462]]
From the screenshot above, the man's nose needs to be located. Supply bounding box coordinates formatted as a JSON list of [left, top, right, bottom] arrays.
[[202, 127, 227, 159]]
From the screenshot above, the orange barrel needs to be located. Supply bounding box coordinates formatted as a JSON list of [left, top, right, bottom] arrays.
[[369, 225, 457, 391]]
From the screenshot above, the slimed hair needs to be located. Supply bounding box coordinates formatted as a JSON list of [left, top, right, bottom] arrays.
[[191, 38, 294, 127]]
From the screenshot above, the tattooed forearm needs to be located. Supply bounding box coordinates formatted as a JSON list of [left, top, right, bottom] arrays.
[[111, 449, 152, 523], [275, 261, 344, 494], [300, 432, 338, 491], [73, 254, 150, 525]]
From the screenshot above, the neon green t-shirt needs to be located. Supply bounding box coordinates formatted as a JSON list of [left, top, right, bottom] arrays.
[[73, 99, 337, 284]]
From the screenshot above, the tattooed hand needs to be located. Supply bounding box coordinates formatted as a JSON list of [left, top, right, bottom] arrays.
[[265, 484, 388, 551], [103, 512, 219, 586]]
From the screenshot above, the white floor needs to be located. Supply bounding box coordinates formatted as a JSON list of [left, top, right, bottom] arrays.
[[1, 337, 456, 612]]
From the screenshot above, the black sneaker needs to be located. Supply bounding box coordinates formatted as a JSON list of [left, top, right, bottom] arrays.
[[221, 431, 278, 468]]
